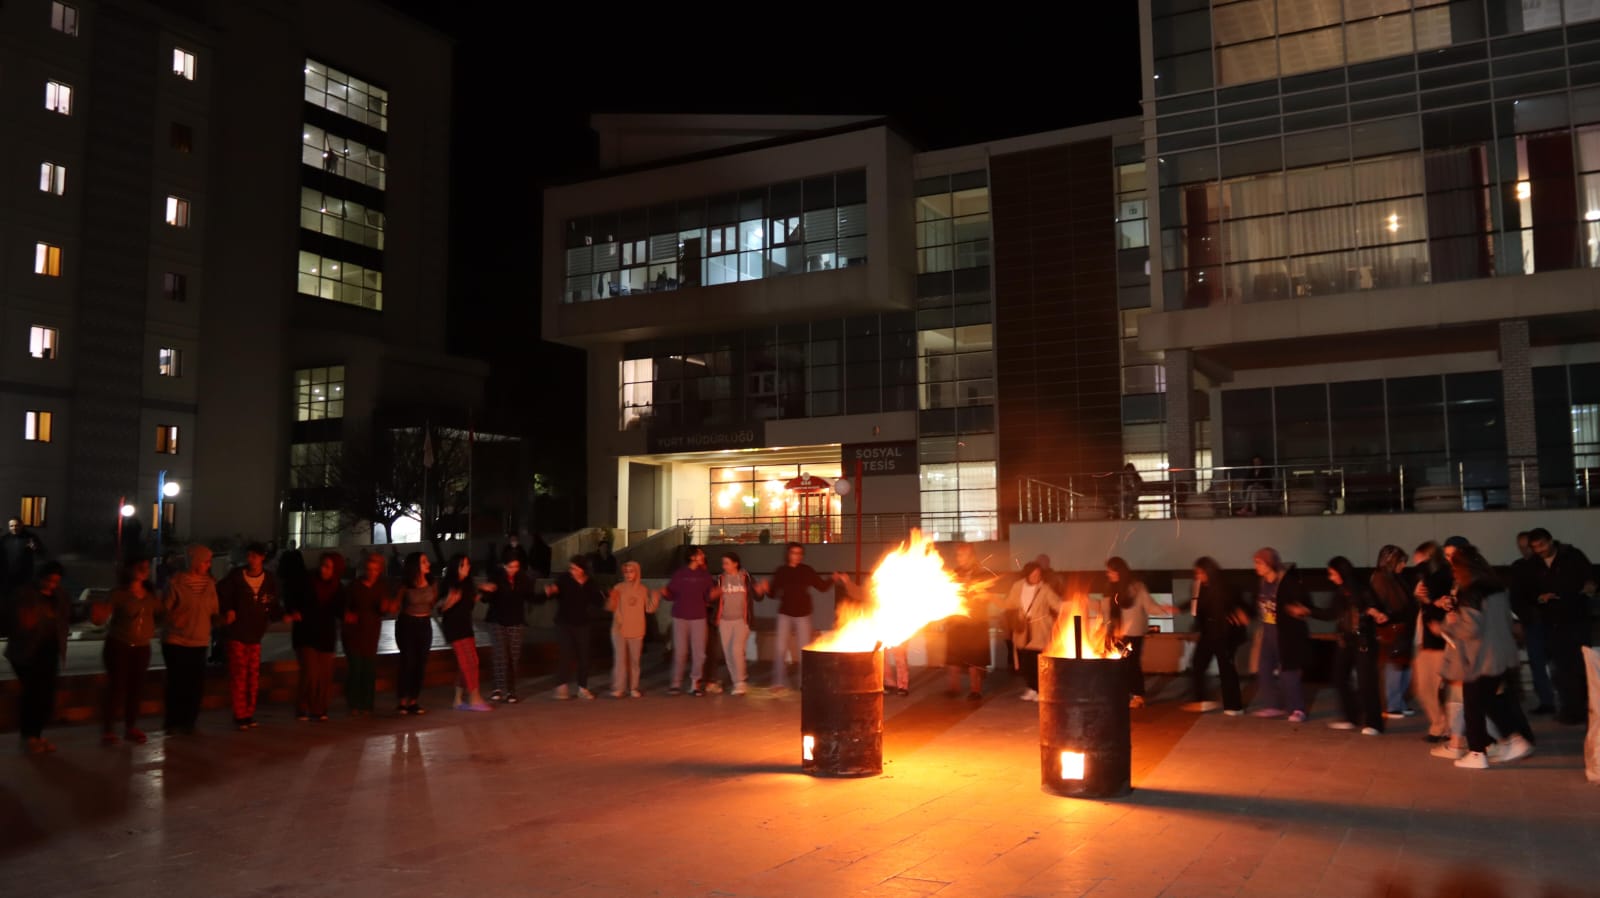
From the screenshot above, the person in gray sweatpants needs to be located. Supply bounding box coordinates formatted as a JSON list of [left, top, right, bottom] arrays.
[[714, 552, 756, 695]]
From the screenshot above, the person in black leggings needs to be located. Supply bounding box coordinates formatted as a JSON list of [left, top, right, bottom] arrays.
[[395, 552, 438, 715]]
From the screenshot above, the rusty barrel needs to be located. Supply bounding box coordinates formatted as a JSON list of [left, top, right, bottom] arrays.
[[800, 647, 884, 777], [1038, 654, 1131, 798]]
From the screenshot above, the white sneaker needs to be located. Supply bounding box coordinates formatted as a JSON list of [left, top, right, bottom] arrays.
[[1019, 688, 1039, 702], [1183, 701, 1221, 713], [629, 689, 642, 699], [1327, 721, 1356, 731], [1453, 751, 1489, 769], [1223, 709, 1244, 717], [553, 684, 570, 701], [577, 688, 595, 701], [732, 683, 748, 696], [609, 690, 624, 699], [1495, 734, 1535, 763], [1430, 745, 1465, 760], [1360, 727, 1381, 736], [706, 682, 724, 695]]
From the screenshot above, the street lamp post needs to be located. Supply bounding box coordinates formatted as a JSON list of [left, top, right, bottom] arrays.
[[156, 470, 181, 558]]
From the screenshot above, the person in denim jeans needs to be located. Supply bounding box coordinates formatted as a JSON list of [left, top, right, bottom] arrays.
[[761, 543, 845, 692], [1249, 547, 1311, 723]]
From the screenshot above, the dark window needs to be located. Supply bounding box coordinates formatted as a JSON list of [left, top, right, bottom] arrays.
[[163, 271, 187, 302], [1274, 384, 1330, 467], [1329, 380, 1386, 463], [1386, 375, 1448, 486], [1221, 388, 1273, 466], [170, 122, 193, 153]]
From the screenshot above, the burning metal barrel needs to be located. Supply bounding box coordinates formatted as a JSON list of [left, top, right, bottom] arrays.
[[800, 647, 884, 777], [1038, 653, 1132, 798]]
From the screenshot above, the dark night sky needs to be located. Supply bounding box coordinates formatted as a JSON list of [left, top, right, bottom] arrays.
[[378, 8, 1142, 503]]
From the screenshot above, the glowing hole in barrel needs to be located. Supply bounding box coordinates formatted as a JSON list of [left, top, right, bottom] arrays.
[[802, 734, 815, 762], [1059, 750, 1085, 780]]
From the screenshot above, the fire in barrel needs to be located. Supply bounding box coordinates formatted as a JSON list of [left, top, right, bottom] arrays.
[[1038, 612, 1132, 798], [801, 530, 968, 777]]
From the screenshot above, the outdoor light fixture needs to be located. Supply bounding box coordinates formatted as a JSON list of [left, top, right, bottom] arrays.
[[120, 504, 136, 517], [801, 734, 815, 762], [1038, 616, 1133, 799], [162, 481, 181, 498], [1516, 181, 1532, 200]]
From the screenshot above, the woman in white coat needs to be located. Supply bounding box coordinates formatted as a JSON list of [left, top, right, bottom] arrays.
[[1006, 561, 1062, 701]]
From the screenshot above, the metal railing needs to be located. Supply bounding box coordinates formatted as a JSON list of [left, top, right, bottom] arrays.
[[676, 511, 999, 546], [1015, 458, 1595, 524]]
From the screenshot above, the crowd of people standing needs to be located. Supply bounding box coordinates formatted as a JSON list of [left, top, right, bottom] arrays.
[[3, 526, 1594, 768]]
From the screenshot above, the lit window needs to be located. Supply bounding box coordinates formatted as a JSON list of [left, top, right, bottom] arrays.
[[163, 271, 187, 302], [51, 2, 78, 35], [299, 188, 386, 250], [158, 347, 182, 377], [296, 250, 383, 310], [301, 124, 387, 191], [304, 59, 388, 132], [24, 411, 53, 443], [20, 496, 48, 528], [172, 48, 196, 80], [165, 196, 190, 227], [155, 425, 179, 454], [619, 358, 654, 430], [150, 501, 176, 531], [29, 326, 59, 360], [39, 162, 66, 195], [287, 508, 341, 548], [293, 366, 346, 421], [170, 122, 193, 153], [34, 243, 62, 277], [45, 81, 72, 115]]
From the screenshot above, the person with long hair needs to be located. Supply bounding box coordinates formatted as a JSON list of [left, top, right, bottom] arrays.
[[1411, 541, 1454, 743], [1433, 546, 1536, 768], [1319, 556, 1387, 734], [342, 551, 394, 716], [483, 552, 535, 703], [1250, 547, 1312, 722], [546, 555, 606, 699], [944, 543, 994, 702], [395, 552, 437, 715], [291, 552, 346, 721], [1184, 556, 1250, 714], [661, 546, 716, 696], [1005, 561, 1062, 702], [1370, 545, 1415, 719], [437, 554, 490, 711], [95, 557, 161, 745], [1103, 557, 1173, 709], [711, 551, 758, 696], [7, 561, 69, 753]]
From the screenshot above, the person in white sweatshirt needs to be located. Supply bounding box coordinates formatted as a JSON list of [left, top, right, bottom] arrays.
[[1102, 557, 1174, 709]]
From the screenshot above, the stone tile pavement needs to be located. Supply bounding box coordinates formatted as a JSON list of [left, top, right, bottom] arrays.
[[1, 670, 1596, 897]]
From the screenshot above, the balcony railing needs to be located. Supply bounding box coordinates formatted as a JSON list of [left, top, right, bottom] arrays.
[[1017, 461, 1597, 523], [677, 511, 998, 546]]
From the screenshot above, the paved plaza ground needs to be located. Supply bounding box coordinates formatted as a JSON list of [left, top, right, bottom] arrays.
[[3, 667, 1597, 898]]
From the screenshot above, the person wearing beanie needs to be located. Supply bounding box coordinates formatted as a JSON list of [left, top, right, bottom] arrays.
[[1250, 547, 1312, 722]]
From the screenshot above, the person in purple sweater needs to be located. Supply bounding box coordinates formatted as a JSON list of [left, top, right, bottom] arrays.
[[662, 546, 716, 696]]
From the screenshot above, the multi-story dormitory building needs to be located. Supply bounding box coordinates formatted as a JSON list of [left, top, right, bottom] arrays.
[[0, 0, 487, 554]]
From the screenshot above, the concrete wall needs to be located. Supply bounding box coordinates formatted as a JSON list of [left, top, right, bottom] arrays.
[[1010, 508, 1600, 573]]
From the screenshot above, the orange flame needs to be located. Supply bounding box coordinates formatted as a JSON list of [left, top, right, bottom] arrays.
[[808, 529, 967, 653], [1044, 598, 1123, 660]]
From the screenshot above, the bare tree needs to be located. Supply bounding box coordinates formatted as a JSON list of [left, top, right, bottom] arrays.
[[317, 425, 470, 550]]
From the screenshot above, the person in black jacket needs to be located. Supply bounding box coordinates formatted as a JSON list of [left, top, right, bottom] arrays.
[[545, 555, 606, 700], [1508, 531, 1555, 714], [6, 562, 68, 753], [1370, 545, 1416, 718], [1410, 541, 1455, 743], [1250, 547, 1312, 722], [1184, 556, 1250, 714], [484, 554, 537, 703], [1318, 556, 1387, 734], [290, 552, 346, 721], [216, 543, 282, 730], [1528, 528, 1597, 725]]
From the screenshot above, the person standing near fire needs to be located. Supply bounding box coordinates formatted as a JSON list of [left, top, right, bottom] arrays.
[[760, 542, 847, 693], [944, 543, 995, 702], [1101, 557, 1173, 709], [1005, 561, 1062, 702]]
